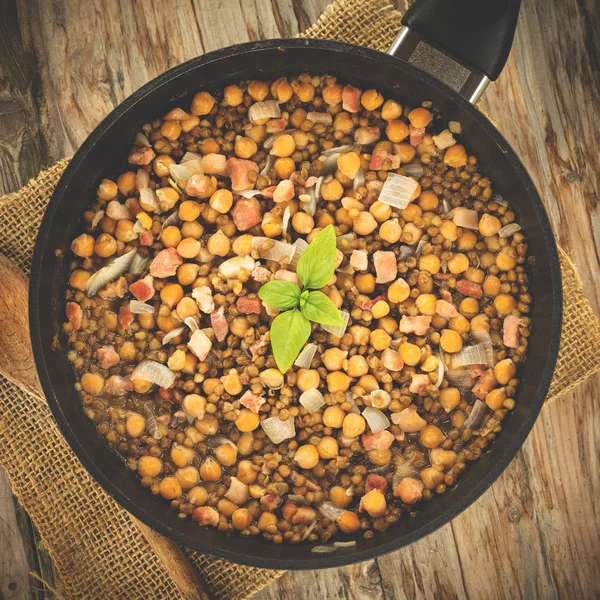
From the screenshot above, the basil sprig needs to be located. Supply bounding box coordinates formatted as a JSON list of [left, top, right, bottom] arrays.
[[258, 225, 345, 372]]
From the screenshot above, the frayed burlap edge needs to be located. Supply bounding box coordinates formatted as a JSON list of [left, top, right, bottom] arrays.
[[1, 0, 599, 599]]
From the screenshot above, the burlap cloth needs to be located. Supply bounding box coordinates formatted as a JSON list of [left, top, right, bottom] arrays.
[[1, 1, 599, 598]]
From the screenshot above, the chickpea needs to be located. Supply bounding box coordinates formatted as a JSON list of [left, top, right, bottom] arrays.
[[361, 89, 384, 111], [160, 120, 181, 141], [342, 413, 366, 438], [117, 171, 136, 196], [191, 91, 215, 115], [494, 359, 516, 385], [486, 387, 507, 410], [369, 201, 392, 224], [293, 81, 315, 102], [358, 374, 379, 393], [379, 219, 402, 243], [232, 508, 253, 531], [470, 314, 490, 333], [415, 293, 437, 315], [177, 238, 201, 259], [320, 82, 341, 105], [214, 443, 238, 467], [337, 152, 361, 179], [235, 409, 260, 432], [221, 370, 242, 396], [297, 369, 321, 392], [440, 220, 459, 242], [344, 355, 369, 377], [355, 273, 376, 294], [368, 448, 391, 466], [272, 78, 293, 102], [494, 293, 516, 316], [247, 80, 269, 101], [449, 314, 470, 334], [408, 107, 432, 128], [71, 234, 95, 257], [161, 225, 182, 248], [188, 486, 208, 506], [292, 211, 314, 235], [207, 230, 231, 256], [378, 315, 398, 335], [479, 213, 502, 237], [430, 448, 458, 470], [444, 144, 468, 167], [176, 297, 197, 320], [388, 278, 410, 304], [459, 297, 479, 319], [237, 433, 254, 456], [199, 457, 222, 482], [447, 253, 469, 274], [290, 107, 307, 129], [496, 251, 517, 271], [159, 477, 182, 500], [386, 119, 410, 143], [271, 134, 295, 157], [418, 191, 439, 211], [237, 460, 258, 485], [196, 415, 219, 436], [97, 178, 118, 200], [359, 489, 386, 518], [371, 300, 390, 320], [137, 456, 162, 478], [352, 212, 378, 236], [420, 425, 445, 449], [323, 405, 346, 428], [421, 466, 445, 490], [181, 115, 200, 132], [483, 275, 501, 296], [176, 466, 200, 490], [210, 189, 234, 214], [179, 200, 202, 222], [232, 234, 253, 256], [177, 263, 200, 286], [132, 379, 152, 394], [381, 99, 402, 121], [370, 329, 391, 351], [337, 511, 360, 533], [440, 329, 463, 353], [81, 373, 104, 395], [234, 135, 258, 159], [419, 253, 441, 275], [274, 157, 295, 180], [320, 178, 344, 202], [171, 444, 195, 467], [399, 342, 421, 366], [224, 84, 243, 106], [327, 371, 352, 393], [230, 316, 250, 337], [330, 485, 353, 508], [260, 368, 284, 389], [294, 444, 320, 469], [69, 269, 91, 291], [456, 230, 477, 251], [160, 283, 183, 309], [396, 477, 424, 504], [421, 355, 439, 373], [125, 412, 146, 438]]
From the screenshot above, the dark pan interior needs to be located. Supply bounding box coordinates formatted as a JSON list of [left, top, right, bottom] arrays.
[[29, 39, 562, 570]]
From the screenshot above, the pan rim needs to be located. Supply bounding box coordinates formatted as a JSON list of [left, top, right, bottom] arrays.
[[29, 37, 562, 570]]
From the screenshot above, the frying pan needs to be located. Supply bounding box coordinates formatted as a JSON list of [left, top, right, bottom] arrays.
[[29, 0, 562, 569]]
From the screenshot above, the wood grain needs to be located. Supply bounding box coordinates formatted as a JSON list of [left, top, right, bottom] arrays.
[[0, 0, 599, 598]]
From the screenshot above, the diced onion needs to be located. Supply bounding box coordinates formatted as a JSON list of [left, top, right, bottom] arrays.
[[184, 317, 199, 333], [252, 237, 296, 264], [289, 238, 309, 269], [238, 189, 263, 199], [161, 211, 181, 231], [139, 187, 159, 213], [336, 233, 356, 254], [392, 462, 420, 491], [129, 253, 150, 276], [362, 406, 391, 433], [302, 519, 317, 540], [168, 162, 198, 184], [218, 255, 256, 279], [498, 223, 521, 237], [180, 151, 203, 163], [471, 330, 494, 366], [162, 326, 186, 345], [398, 245, 416, 261], [204, 435, 237, 449], [445, 368, 474, 390], [299, 388, 325, 414], [311, 545, 337, 554], [225, 477, 249, 504], [403, 163, 424, 178], [282, 206, 291, 234], [415, 239, 426, 258], [378, 173, 418, 210], [260, 155, 272, 176], [134, 132, 151, 147], [307, 111, 333, 126], [130, 300, 155, 314], [353, 167, 365, 190], [294, 343, 317, 369], [492, 193, 508, 207], [451, 344, 492, 368], [464, 399, 486, 429], [91, 210, 104, 229], [381, 348, 403, 372], [434, 352, 445, 388], [143, 403, 162, 440], [136, 168, 150, 191], [367, 389, 391, 409], [131, 359, 176, 388], [302, 176, 322, 217], [453, 208, 479, 230], [287, 494, 308, 505], [322, 310, 349, 338], [318, 501, 345, 521], [248, 101, 281, 124], [263, 129, 293, 150], [85, 250, 136, 296], [133, 220, 146, 234], [260, 415, 296, 444], [333, 541, 357, 548], [443, 199, 451, 214]]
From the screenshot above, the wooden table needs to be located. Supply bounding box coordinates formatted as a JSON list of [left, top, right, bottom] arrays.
[[1, 0, 599, 598]]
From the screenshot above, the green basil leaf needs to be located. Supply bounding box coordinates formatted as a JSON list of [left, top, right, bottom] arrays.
[[258, 280, 300, 310], [296, 224, 336, 289], [300, 291, 345, 327], [270, 309, 312, 373]]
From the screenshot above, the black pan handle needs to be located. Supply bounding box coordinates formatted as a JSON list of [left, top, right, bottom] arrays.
[[389, 0, 521, 104]]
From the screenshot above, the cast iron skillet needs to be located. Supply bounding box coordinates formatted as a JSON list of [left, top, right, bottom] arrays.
[[29, 0, 562, 569]]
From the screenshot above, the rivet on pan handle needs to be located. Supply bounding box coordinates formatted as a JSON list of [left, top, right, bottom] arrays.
[[388, 0, 522, 104]]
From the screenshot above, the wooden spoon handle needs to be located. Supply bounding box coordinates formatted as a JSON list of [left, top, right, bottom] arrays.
[[0, 254, 211, 600]]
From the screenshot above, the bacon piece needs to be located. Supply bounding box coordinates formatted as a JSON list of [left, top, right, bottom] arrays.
[[409, 125, 425, 146], [365, 474, 388, 494], [225, 158, 259, 191], [139, 230, 154, 247], [350, 250, 368, 271], [260, 493, 282, 511], [472, 369, 497, 399], [355, 294, 386, 311], [503, 315, 521, 348], [231, 197, 262, 231], [185, 174, 214, 197], [191, 286, 214, 314], [435, 299, 459, 319], [354, 126, 381, 145], [97, 345, 120, 369], [104, 375, 133, 396], [66, 302, 82, 331], [210, 307, 229, 342], [187, 329, 212, 361], [159, 387, 173, 401], [409, 373, 430, 394], [150, 248, 183, 278], [305, 176, 319, 187], [260, 186, 276, 199], [455, 279, 483, 299], [275, 269, 300, 287], [251, 265, 271, 283], [126, 197, 143, 218], [192, 506, 219, 527], [128, 146, 155, 165], [439, 288, 453, 303], [342, 84, 361, 113], [118, 304, 134, 329], [373, 250, 397, 284], [265, 118, 288, 133], [129, 275, 155, 302], [237, 296, 262, 315], [361, 430, 395, 452], [249, 334, 269, 357], [106, 200, 131, 221], [369, 149, 400, 171], [273, 179, 295, 203], [400, 315, 432, 336], [200, 153, 227, 175], [98, 276, 128, 299], [240, 390, 266, 414]]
